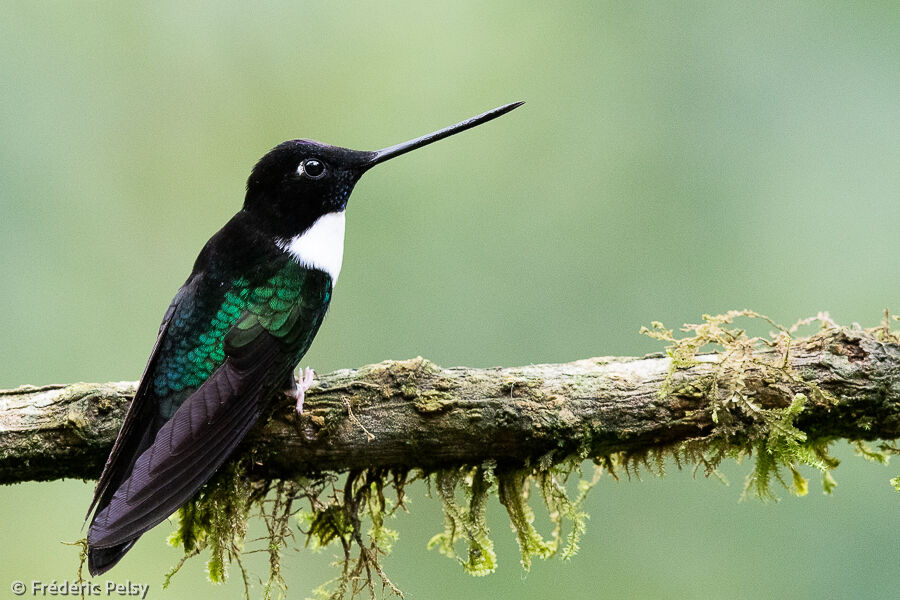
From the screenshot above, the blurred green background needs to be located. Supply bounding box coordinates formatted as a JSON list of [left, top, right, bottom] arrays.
[[2, 2, 898, 598]]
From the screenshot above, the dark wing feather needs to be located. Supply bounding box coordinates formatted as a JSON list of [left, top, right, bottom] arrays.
[[86, 281, 195, 522], [88, 332, 277, 546]]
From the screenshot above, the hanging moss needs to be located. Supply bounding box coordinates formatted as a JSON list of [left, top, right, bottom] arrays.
[[427, 464, 497, 576]]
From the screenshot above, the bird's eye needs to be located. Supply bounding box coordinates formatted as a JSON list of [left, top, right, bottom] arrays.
[[300, 158, 326, 179]]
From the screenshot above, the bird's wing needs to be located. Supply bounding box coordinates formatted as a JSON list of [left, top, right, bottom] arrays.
[[86, 280, 196, 522], [88, 262, 332, 549]]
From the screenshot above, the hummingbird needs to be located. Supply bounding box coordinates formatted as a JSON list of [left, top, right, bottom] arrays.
[[84, 101, 524, 575]]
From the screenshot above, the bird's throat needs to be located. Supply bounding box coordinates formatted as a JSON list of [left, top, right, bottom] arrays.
[[276, 211, 346, 284]]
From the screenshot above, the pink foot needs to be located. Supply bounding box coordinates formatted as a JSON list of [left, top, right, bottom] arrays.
[[294, 367, 315, 414]]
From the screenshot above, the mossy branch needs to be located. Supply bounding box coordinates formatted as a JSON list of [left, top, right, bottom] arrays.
[[1, 324, 898, 485], [3, 313, 899, 599]]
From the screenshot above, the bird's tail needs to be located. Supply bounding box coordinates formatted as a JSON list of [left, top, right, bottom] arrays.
[[88, 540, 138, 576]]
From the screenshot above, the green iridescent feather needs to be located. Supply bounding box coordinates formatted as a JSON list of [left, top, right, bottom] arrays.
[[152, 262, 330, 417]]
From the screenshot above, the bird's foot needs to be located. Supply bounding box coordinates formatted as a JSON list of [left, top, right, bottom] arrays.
[[290, 367, 314, 414]]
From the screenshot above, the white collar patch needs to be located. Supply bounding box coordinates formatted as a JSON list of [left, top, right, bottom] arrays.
[[276, 211, 346, 283]]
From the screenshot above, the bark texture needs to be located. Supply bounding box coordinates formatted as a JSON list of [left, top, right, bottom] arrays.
[[1, 328, 898, 485]]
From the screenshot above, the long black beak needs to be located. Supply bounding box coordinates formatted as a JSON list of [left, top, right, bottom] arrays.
[[364, 101, 524, 168]]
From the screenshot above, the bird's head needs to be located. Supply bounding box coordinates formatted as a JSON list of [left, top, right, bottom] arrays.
[[244, 140, 373, 237], [242, 101, 524, 238]]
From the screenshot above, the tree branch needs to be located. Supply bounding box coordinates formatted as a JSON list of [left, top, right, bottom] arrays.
[[1, 327, 898, 485]]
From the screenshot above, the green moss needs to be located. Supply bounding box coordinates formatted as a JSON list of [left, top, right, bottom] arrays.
[[424, 458, 596, 576], [413, 390, 455, 414], [740, 394, 828, 501], [640, 310, 900, 501], [427, 465, 497, 576]]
